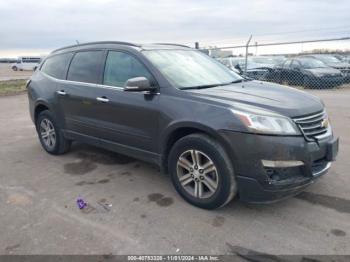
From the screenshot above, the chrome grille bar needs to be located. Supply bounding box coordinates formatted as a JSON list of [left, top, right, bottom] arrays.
[[293, 111, 329, 141]]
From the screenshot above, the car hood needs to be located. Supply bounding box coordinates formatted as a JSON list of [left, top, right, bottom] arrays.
[[305, 67, 341, 75], [187, 81, 324, 117], [326, 62, 350, 69], [249, 63, 275, 69]]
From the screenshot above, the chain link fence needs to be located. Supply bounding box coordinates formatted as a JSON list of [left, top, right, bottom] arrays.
[[204, 37, 350, 89]]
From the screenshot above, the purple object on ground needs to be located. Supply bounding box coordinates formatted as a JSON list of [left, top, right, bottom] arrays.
[[77, 198, 87, 209]]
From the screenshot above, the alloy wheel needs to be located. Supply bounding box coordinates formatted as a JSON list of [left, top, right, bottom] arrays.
[[176, 150, 219, 199], [39, 118, 56, 150]]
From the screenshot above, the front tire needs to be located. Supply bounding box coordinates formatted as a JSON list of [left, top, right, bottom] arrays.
[[36, 110, 71, 155], [303, 76, 312, 89], [168, 134, 237, 209]]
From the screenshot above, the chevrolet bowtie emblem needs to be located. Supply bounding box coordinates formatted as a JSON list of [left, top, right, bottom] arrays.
[[321, 118, 329, 128]]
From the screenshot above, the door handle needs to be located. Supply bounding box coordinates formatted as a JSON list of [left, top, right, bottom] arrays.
[[96, 96, 109, 103], [57, 90, 66, 96]]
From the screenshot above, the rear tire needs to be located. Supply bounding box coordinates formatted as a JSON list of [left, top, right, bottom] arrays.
[[36, 110, 71, 155], [168, 133, 237, 209], [12, 66, 18, 71]]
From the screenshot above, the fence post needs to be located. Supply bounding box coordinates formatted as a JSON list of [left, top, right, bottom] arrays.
[[244, 35, 252, 74]]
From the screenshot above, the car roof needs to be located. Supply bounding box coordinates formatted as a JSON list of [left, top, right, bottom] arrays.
[[51, 41, 191, 54], [297, 56, 324, 60], [304, 54, 336, 57]]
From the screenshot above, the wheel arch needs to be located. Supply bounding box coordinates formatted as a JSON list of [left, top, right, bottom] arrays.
[[160, 122, 234, 173], [34, 101, 51, 123]]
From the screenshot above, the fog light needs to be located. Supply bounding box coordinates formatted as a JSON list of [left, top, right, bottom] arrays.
[[261, 160, 304, 168]]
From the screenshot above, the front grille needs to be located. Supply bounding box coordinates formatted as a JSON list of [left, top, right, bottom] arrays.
[[340, 69, 350, 75], [321, 74, 340, 79], [293, 111, 328, 140]]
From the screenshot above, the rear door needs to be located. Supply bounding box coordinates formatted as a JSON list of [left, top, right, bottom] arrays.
[[39, 52, 74, 124], [57, 50, 106, 138], [23, 58, 32, 70]]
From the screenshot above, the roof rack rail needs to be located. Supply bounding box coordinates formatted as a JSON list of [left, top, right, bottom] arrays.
[[153, 43, 191, 48], [52, 41, 140, 53]]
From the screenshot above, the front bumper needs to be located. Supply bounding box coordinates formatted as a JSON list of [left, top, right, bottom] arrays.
[[310, 76, 344, 88], [219, 130, 338, 203]]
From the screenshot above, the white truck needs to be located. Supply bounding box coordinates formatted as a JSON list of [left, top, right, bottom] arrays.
[[12, 57, 42, 71]]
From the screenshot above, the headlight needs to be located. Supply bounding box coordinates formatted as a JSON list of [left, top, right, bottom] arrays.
[[231, 107, 300, 135]]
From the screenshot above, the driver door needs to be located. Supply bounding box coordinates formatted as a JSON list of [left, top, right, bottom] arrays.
[[90, 50, 160, 153]]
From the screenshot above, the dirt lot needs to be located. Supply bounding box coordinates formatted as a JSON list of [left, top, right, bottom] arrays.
[[0, 90, 349, 256], [0, 63, 33, 81]]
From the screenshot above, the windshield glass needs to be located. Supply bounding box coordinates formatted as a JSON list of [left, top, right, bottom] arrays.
[[143, 50, 243, 89], [316, 55, 340, 63], [299, 58, 328, 69]]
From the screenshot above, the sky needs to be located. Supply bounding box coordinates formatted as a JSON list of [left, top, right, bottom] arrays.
[[0, 0, 349, 57]]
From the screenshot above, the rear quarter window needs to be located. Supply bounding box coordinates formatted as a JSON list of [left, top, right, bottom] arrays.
[[67, 51, 104, 84], [41, 53, 73, 79]]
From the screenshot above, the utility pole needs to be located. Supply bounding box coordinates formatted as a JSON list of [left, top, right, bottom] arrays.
[[244, 35, 252, 74]]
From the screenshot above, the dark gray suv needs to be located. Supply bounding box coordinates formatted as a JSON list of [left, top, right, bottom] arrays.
[[27, 41, 339, 209]]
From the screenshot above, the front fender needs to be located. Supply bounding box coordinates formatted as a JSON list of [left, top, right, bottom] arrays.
[[159, 120, 238, 173]]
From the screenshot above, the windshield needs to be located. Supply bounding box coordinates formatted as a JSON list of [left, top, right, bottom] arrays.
[[315, 55, 340, 63], [299, 58, 328, 69], [143, 50, 243, 89]]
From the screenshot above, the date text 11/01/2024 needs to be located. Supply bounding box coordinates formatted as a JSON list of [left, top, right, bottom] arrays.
[[127, 255, 219, 261]]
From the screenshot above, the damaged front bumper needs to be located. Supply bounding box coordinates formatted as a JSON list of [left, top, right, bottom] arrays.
[[219, 130, 339, 203]]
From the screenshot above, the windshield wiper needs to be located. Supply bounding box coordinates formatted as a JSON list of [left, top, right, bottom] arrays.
[[181, 78, 250, 90], [181, 83, 226, 90], [230, 79, 245, 83]]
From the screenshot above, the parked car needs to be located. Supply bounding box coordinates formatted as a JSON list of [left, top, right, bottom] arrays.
[[340, 55, 350, 63], [27, 41, 338, 209], [266, 57, 343, 88], [12, 56, 41, 71], [303, 54, 350, 82], [249, 56, 285, 68], [333, 54, 346, 61], [216, 57, 241, 74], [218, 57, 271, 80]]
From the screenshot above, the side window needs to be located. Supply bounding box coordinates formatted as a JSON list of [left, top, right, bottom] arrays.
[[41, 53, 73, 79], [103, 51, 154, 87], [291, 60, 301, 69], [67, 51, 104, 84]]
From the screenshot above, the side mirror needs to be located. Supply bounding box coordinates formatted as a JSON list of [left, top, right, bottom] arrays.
[[124, 77, 156, 92], [234, 64, 243, 73]]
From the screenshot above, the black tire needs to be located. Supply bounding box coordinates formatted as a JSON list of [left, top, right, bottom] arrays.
[[12, 66, 18, 71], [36, 110, 71, 155], [168, 133, 237, 209], [303, 76, 312, 89]]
